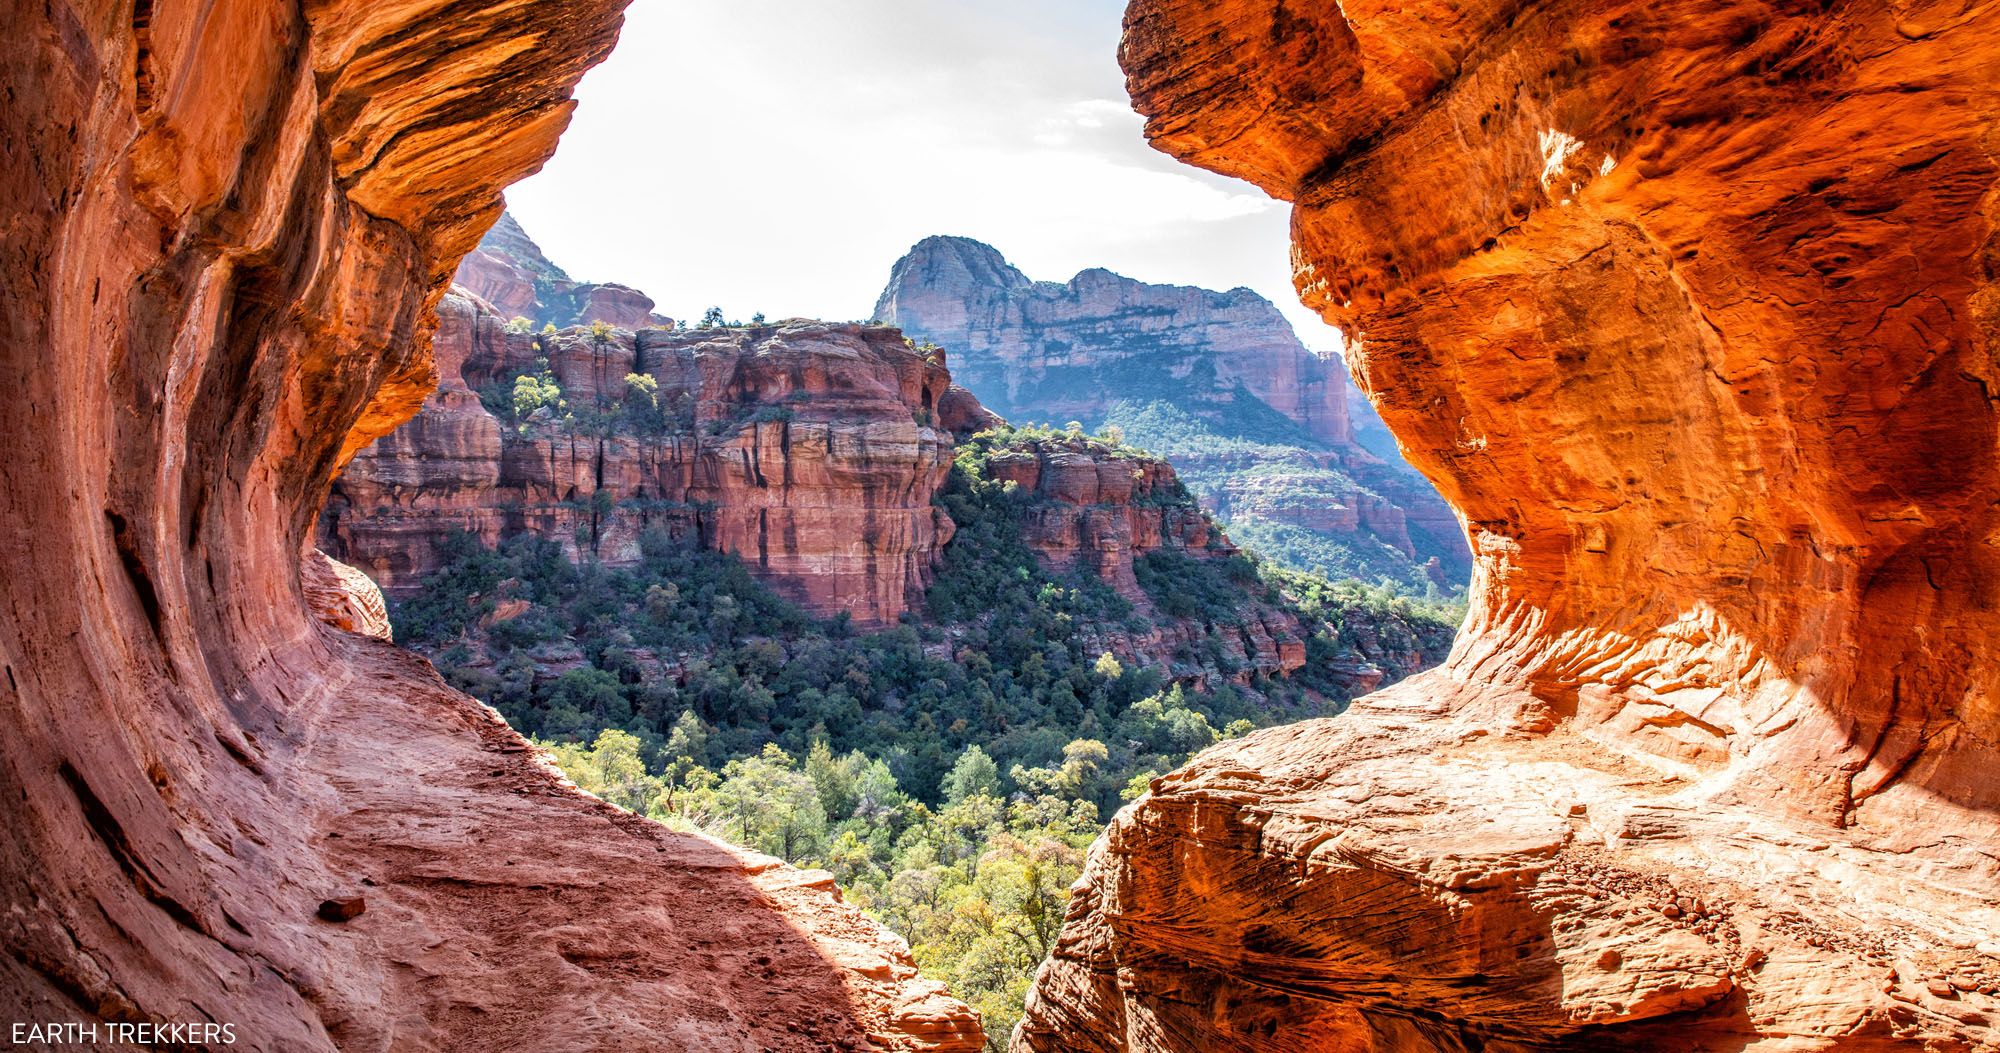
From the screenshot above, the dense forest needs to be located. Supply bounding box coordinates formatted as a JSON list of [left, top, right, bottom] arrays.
[[393, 427, 1459, 1044]]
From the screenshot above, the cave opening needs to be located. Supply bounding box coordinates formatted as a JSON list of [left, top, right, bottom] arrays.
[[6, 0, 1999, 1050]]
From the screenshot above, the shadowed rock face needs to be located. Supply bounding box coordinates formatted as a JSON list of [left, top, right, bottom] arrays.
[[1018, 1, 2000, 1050], [0, 1, 979, 1049], [979, 438, 1329, 689], [325, 293, 963, 628]]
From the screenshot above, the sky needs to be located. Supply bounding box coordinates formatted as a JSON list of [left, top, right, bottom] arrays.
[[504, 0, 1339, 351]]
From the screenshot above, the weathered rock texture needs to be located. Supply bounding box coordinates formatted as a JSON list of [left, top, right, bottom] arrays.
[[455, 210, 668, 329], [0, 1, 978, 1048], [323, 293, 962, 628], [301, 549, 393, 642], [1019, 1, 2000, 1050], [877, 236, 1471, 590]]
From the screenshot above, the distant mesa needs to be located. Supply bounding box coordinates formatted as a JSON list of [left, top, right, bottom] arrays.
[[874, 235, 1471, 592]]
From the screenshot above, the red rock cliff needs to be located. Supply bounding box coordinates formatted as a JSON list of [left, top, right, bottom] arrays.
[[1019, 1, 2000, 1050], [324, 293, 961, 628], [0, 2, 979, 1049]]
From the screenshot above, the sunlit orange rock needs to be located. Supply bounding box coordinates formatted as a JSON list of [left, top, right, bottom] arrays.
[[1020, 0, 2000, 1049], [301, 548, 393, 641], [325, 294, 962, 627], [0, 1, 979, 1048]]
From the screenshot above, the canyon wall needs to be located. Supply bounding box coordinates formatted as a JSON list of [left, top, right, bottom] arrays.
[[877, 235, 1470, 592], [0, 1, 979, 1049], [323, 292, 961, 627], [1019, 1, 2000, 1050], [322, 294, 1437, 691]]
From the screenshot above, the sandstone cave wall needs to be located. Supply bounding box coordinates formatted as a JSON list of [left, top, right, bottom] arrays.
[[1116, 0, 2000, 829]]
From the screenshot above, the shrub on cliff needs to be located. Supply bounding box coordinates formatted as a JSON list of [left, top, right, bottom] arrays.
[[511, 369, 564, 422]]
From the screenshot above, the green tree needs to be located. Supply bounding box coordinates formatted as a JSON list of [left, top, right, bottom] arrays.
[[805, 739, 865, 819], [941, 745, 1000, 804], [546, 729, 664, 815], [709, 744, 827, 863], [512, 371, 563, 421]]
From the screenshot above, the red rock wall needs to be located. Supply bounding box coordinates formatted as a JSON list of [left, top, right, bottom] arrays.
[[1019, 1, 2000, 1049], [324, 294, 961, 627], [877, 234, 1474, 586], [0, 2, 979, 1048]]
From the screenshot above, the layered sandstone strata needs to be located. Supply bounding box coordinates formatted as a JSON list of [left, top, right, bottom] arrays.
[[0, 1, 979, 1048], [324, 293, 962, 627], [1020, 1, 2000, 1050]]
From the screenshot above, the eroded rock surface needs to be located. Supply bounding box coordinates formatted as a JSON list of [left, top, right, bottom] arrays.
[[0, 1, 979, 1048], [324, 292, 962, 627], [1020, 0, 2000, 1049]]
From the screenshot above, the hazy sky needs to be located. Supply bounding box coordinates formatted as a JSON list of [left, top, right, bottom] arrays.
[[504, 0, 1337, 350]]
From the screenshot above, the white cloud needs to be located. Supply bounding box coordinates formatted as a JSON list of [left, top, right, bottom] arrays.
[[503, 0, 1341, 350]]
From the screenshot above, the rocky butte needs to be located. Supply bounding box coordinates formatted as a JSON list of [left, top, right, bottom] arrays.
[[0, 1, 982, 1048], [323, 290, 967, 629], [1018, 1, 2000, 1051], [876, 236, 1471, 592]]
